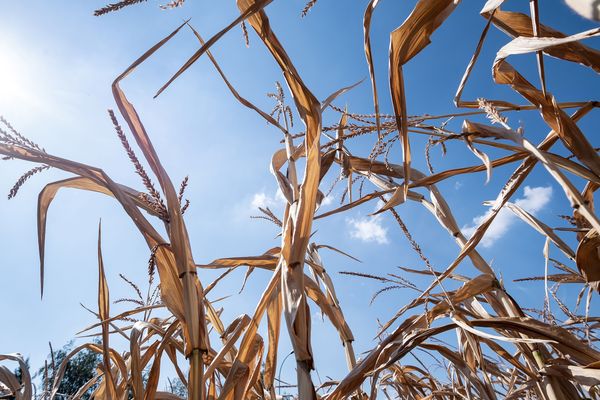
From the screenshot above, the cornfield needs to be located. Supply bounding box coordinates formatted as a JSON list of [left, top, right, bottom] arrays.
[[2, 0, 600, 399]]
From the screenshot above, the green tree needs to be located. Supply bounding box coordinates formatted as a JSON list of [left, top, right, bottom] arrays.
[[37, 342, 100, 399], [14, 358, 29, 383], [166, 377, 187, 398]]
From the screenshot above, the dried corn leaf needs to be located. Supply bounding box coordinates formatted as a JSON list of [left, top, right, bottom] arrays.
[[485, 9, 600, 73], [576, 229, 600, 292], [389, 0, 460, 198]]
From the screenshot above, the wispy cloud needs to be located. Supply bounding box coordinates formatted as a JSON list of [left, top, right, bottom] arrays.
[[231, 189, 286, 222], [321, 195, 334, 206], [251, 192, 276, 209], [252, 191, 334, 210], [462, 185, 553, 247], [250, 189, 286, 209], [347, 214, 389, 245]]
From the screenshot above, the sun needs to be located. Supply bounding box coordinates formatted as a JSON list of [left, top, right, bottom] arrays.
[[0, 39, 29, 103], [565, 0, 600, 21]]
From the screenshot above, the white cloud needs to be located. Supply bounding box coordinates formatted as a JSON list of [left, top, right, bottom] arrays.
[[251, 189, 288, 209], [516, 186, 553, 212], [231, 189, 286, 222], [253, 190, 334, 210], [275, 189, 287, 203], [347, 214, 389, 245], [313, 310, 325, 321], [232, 190, 285, 222], [251, 192, 276, 209], [462, 185, 552, 247], [321, 195, 334, 206]]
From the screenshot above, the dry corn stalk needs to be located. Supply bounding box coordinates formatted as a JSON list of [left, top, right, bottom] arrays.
[[2, 1, 600, 399]]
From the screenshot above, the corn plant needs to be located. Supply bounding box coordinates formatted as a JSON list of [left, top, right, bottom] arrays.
[[2, 0, 600, 399]]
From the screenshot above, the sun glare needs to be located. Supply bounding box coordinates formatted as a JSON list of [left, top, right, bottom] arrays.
[[0, 40, 29, 103]]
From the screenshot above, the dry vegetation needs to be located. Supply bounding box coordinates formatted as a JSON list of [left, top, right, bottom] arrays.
[[2, 0, 600, 399]]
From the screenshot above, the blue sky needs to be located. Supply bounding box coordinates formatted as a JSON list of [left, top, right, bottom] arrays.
[[1, 0, 599, 392]]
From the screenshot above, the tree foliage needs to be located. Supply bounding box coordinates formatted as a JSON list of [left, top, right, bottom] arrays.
[[37, 342, 100, 399]]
